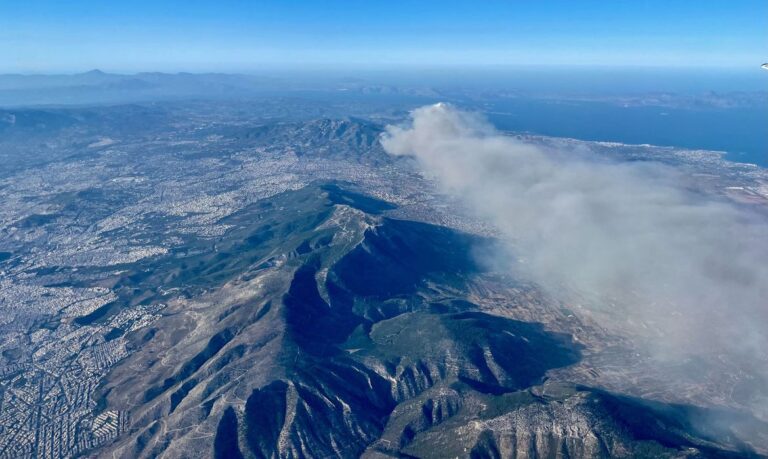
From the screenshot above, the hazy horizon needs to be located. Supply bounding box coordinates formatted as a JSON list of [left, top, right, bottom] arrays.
[[1, 65, 766, 94]]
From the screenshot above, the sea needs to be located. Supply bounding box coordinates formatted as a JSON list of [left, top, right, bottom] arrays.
[[485, 98, 768, 167]]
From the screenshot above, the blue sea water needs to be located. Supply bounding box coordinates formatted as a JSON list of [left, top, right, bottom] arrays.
[[485, 99, 768, 167]]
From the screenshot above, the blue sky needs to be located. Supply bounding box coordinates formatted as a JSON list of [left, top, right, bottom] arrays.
[[1, 0, 766, 73]]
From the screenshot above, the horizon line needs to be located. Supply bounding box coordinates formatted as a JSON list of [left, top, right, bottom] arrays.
[[3, 63, 767, 77]]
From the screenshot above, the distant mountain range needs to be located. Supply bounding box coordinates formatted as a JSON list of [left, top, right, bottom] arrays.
[[0, 70, 442, 107], [0, 70, 293, 106], [2, 70, 763, 113]]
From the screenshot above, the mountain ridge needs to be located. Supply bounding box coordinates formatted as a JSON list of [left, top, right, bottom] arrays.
[[84, 183, 763, 458]]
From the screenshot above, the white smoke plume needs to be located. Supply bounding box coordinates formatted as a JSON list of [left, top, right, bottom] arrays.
[[381, 103, 768, 391]]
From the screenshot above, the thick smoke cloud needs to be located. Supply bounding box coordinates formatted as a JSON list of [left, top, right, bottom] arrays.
[[382, 103, 768, 373]]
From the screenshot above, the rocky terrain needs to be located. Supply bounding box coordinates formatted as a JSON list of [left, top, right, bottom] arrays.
[[0, 102, 766, 458], [88, 184, 763, 458]]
